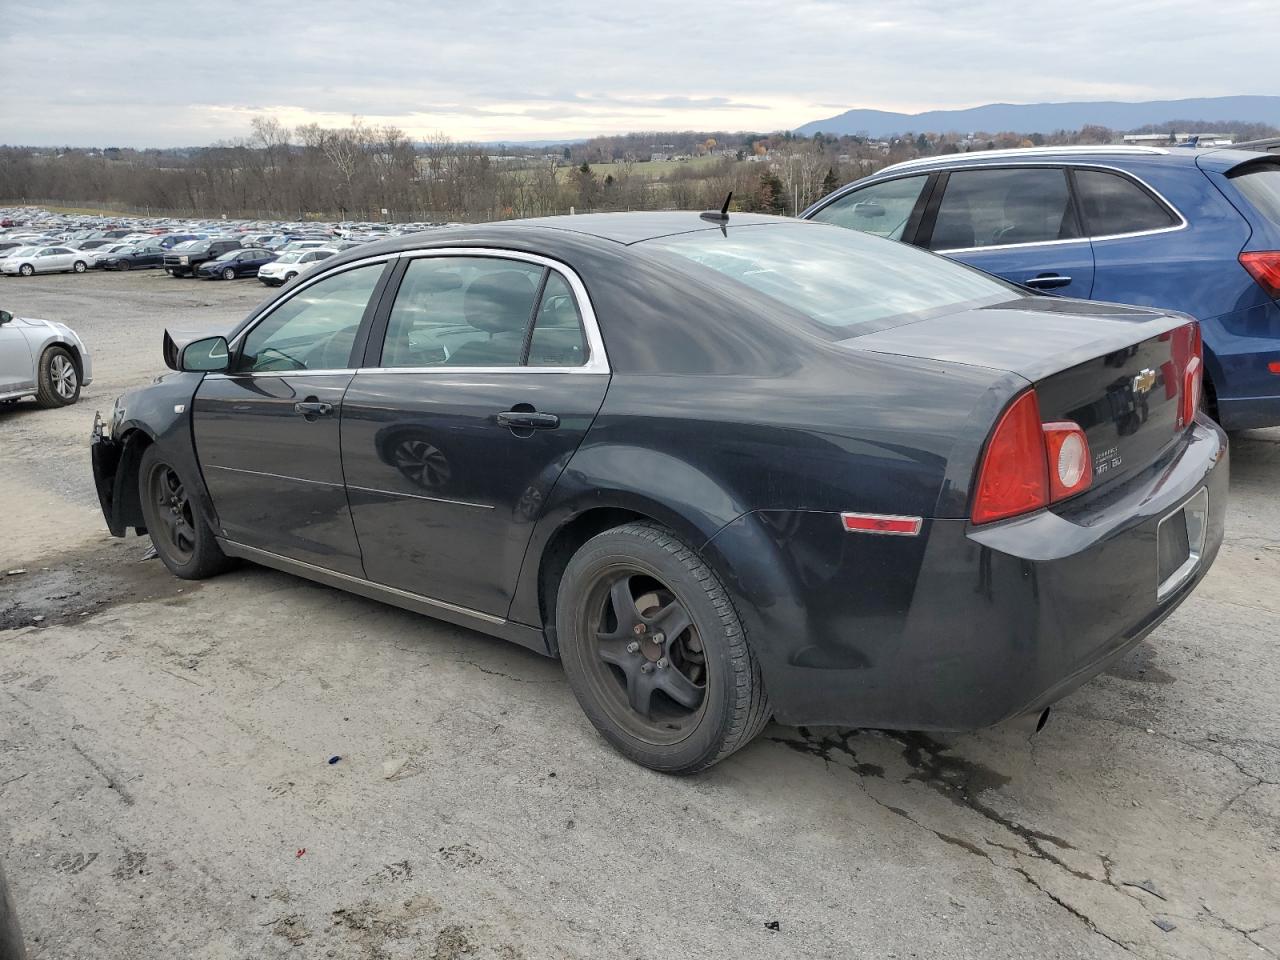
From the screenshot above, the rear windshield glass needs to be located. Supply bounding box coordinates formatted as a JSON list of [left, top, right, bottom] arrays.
[[642, 221, 1020, 334], [1232, 165, 1280, 226]]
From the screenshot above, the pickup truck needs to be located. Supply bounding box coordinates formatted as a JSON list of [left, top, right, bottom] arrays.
[[162, 238, 241, 278]]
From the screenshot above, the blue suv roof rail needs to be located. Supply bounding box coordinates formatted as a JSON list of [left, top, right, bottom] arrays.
[[880, 145, 1171, 176]]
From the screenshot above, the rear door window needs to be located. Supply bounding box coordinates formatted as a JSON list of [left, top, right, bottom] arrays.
[[1073, 169, 1178, 236], [928, 167, 1077, 250], [808, 175, 928, 240]]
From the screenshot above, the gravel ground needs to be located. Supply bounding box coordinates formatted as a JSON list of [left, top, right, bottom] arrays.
[[1, 269, 1277, 960]]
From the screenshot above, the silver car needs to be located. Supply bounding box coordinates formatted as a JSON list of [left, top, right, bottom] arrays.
[[0, 308, 93, 407], [0, 245, 92, 276]]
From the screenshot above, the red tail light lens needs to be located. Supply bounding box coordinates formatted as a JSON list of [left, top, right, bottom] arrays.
[[1042, 423, 1092, 501], [972, 391, 1049, 525], [1241, 251, 1280, 299], [973, 391, 1094, 525], [1178, 322, 1203, 429]]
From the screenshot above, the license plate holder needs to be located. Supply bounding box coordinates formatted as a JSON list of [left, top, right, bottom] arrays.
[[1156, 488, 1209, 601]]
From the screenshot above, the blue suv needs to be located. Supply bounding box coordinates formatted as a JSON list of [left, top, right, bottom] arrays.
[[803, 146, 1280, 430]]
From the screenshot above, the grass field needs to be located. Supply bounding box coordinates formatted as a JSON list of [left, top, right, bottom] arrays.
[[556, 154, 725, 181]]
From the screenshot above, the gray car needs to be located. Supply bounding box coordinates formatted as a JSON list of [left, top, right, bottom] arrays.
[[0, 308, 93, 407]]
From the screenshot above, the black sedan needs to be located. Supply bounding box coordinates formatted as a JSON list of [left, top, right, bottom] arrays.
[[196, 248, 276, 280], [89, 212, 1226, 773]]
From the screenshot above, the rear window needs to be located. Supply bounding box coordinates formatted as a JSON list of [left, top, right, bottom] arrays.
[[642, 221, 1021, 334], [1231, 165, 1280, 226], [1073, 169, 1178, 236]]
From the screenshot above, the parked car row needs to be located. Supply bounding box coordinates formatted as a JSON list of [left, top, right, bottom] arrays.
[[0, 207, 446, 287]]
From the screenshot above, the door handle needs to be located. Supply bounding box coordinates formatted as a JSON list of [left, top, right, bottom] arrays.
[[497, 410, 560, 431], [293, 399, 334, 420], [1024, 274, 1072, 289]]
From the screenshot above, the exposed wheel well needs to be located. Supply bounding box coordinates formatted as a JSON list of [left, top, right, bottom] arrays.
[[47, 340, 84, 382], [538, 507, 650, 656], [115, 429, 154, 532]]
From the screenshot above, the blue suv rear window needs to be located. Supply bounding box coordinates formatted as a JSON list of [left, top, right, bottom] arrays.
[[1231, 165, 1280, 226]]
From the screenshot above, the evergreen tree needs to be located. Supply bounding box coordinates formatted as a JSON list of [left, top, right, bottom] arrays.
[[822, 167, 840, 197]]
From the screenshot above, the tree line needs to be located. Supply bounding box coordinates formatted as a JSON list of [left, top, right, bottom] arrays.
[[2, 115, 1273, 223]]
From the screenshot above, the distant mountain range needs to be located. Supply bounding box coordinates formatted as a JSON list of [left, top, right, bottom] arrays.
[[795, 96, 1280, 138]]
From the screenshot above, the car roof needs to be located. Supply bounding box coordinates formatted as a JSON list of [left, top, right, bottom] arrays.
[[408, 211, 786, 247]]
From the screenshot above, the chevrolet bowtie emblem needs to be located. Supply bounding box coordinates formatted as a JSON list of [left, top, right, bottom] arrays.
[[1132, 368, 1157, 395]]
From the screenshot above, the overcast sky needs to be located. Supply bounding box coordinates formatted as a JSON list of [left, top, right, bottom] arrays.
[[2, 0, 1272, 147]]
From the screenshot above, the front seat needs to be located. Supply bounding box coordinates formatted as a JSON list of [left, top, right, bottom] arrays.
[[446, 270, 538, 366]]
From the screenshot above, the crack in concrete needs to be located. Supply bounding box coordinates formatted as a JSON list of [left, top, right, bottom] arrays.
[[71, 741, 135, 806], [449, 657, 558, 684]]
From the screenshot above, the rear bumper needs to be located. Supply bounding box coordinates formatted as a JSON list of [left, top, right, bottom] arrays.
[[703, 418, 1228, 729]]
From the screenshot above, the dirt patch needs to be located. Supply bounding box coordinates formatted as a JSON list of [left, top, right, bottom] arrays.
[[0, 536, 200, 630]]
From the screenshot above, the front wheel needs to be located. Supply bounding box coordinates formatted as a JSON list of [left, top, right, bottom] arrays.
[[222, 267, 236, 280], [117, 260, 132, 272], [137, 445, 234, 580], [35, 346, 79, 407], [18, 264, 33, 277], [556, 522, 770, 774], [284, 272, 298, 283]]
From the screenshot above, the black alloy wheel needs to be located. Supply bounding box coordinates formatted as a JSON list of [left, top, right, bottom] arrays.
[[557, 522, 771, 773], [136, 445, 233, 580], [146, 458, 197, 565]]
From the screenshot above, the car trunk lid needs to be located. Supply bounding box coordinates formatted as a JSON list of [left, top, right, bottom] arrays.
[[841, 296, 1195, 489]]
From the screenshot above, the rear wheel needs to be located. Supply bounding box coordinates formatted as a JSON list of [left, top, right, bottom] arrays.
[[72, 260, 87, 273], [556, 522, 770, 773], [137, 445, 233, 580], [35, 346, 79, 407]]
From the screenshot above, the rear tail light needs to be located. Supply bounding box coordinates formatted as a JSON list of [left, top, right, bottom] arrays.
[[972, 390, 1093, 525], [1240, 251, 1280, 299], [1042, 423, 1092, 500], [1178, 322, 1203, 429]]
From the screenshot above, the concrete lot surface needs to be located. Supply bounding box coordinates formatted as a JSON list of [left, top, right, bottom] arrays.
[[1, 270, 1277, 959]]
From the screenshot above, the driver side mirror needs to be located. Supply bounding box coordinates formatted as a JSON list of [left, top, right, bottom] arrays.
[[180, 335, 231, 372], [852, 200, 886, 219], [0, 310, 11, 325]]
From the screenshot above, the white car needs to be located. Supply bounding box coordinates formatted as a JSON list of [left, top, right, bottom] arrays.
[[257, 247, 337, 286], [1, 245, 92, 276], [0, 307, 93, 407]]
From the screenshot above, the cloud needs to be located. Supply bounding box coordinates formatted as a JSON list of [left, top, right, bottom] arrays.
[[1, 0, 1272, 146]]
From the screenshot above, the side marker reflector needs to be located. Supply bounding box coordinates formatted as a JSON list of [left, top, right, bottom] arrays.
[[840, 513, 923, 536]]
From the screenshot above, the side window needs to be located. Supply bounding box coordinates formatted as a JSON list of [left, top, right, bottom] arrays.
[[1074, 169, 1177, 236], [527, 272, 588, 367], [809, 175, 928, 239], [929, 167, 1077, 251], [381, 257, 543, 368], [237, 263, 384, 373]]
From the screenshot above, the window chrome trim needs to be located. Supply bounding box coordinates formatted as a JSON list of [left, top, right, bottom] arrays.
[[227, 247, 610, 376], [384, 247, 610, 375], [918, 162, 1188, 254]]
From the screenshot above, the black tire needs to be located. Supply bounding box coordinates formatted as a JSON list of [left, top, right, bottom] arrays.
[[556, 522, 770, 774], [34, 345, 80, 407], [18, 263, 33, 277], [117, 260, 131, 272], [137, 445, 234, 580], [284, 272, 298, 283], [72, 260, 87, 273], [222, 267, 236, 281]]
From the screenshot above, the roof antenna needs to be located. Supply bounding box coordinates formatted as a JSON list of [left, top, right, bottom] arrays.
[[700, 192, 732, 223]]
